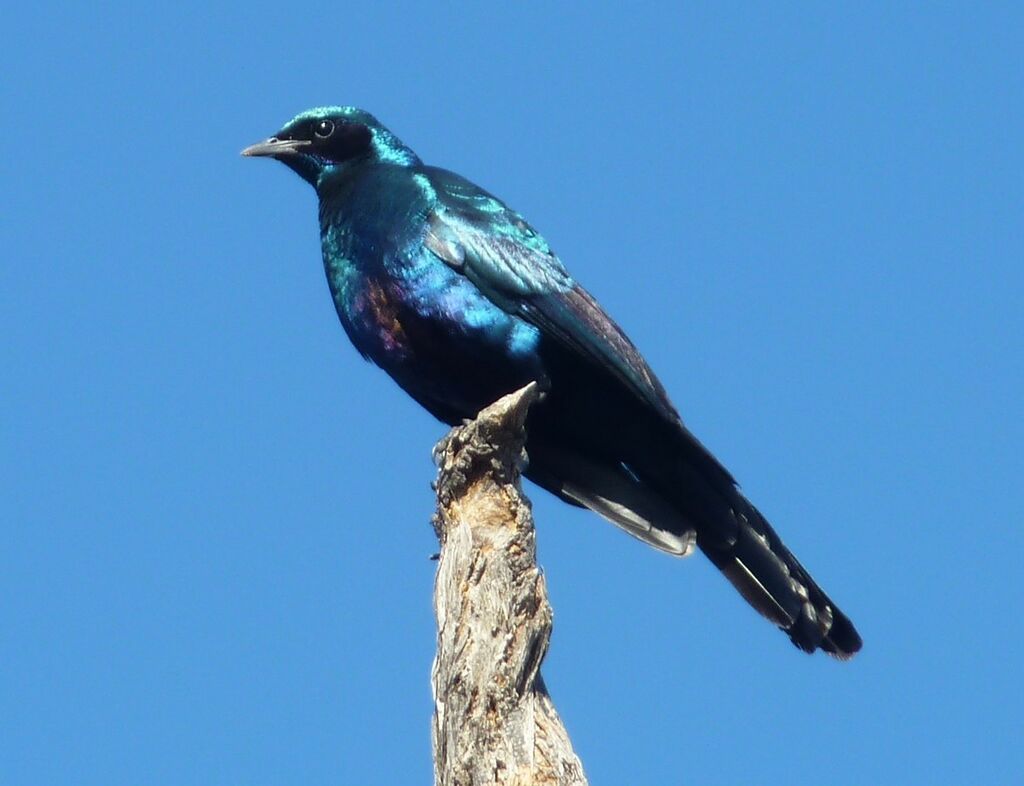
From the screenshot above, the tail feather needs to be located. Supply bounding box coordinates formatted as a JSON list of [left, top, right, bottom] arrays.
[[521, 389, 861, 659], [703, 497, 862, 658], [526, 440, 697, 557]]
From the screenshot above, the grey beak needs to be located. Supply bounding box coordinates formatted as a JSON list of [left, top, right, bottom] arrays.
[[240, 137, 312, 157]]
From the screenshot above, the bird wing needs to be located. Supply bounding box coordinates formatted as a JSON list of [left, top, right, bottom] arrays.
[[421, 166, 682, 427]]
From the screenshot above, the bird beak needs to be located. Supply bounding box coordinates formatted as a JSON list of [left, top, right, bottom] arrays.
[[240, 137, 312, 158]]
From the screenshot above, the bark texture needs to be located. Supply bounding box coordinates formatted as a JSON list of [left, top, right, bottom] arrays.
[[431, 383, 589, 786]]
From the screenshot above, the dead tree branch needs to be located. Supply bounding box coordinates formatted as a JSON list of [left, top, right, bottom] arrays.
[[430, 382, 589, 786]]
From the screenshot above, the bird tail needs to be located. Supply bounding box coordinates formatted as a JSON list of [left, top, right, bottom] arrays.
[[700, 495, 862, 658], [524, 428, 861, 658]]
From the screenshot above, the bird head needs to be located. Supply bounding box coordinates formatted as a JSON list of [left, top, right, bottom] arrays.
[[241, 106, 418, 186]]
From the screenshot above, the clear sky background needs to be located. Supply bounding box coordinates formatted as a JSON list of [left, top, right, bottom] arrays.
[[3, 4, 1022, 785]]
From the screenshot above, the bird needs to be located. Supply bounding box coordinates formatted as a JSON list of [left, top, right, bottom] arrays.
[[242, 106, 861, 659]]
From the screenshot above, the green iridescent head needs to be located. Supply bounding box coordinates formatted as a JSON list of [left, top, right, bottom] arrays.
[[242, 106, 418, 186]]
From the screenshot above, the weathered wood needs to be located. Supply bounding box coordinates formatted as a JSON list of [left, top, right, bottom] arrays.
[[431, 383, 589, 786]]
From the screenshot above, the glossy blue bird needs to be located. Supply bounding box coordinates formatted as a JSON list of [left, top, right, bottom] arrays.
[[243, 106, 861, 658]]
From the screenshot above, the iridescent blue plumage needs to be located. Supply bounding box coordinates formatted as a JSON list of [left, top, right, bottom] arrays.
[[313, 142, 547, 420], [243, 107, 861, 658]]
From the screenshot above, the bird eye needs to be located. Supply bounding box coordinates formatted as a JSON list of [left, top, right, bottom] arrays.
[[314, 119, 335, 139]]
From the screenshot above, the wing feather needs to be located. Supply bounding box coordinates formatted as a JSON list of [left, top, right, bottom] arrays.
[[422, 166, 681, 426]]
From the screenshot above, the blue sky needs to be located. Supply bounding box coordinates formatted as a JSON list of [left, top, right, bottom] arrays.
[[3, 3, 1022, 784]]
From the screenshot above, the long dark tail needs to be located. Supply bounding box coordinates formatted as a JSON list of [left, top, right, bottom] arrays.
[[519, 341, 861, 659], [525, 425, 862, 658]]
